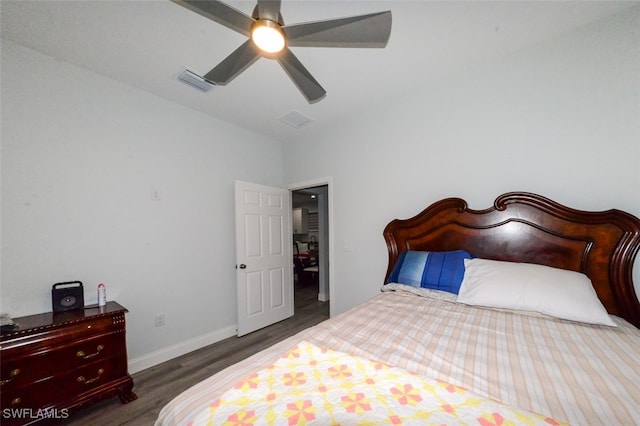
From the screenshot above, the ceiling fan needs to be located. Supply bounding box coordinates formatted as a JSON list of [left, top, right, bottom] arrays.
[[171, 0, 392, 103]]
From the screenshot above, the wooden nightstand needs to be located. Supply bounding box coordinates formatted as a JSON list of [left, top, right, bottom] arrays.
[[0, 302, 136, 425]]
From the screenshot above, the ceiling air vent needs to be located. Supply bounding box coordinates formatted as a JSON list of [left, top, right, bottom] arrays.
[[280, 111, 313, 129], [178, 70, 215, 92]]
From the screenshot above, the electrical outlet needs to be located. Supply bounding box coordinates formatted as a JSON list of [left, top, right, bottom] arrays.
[[155, 313, 166, 327]]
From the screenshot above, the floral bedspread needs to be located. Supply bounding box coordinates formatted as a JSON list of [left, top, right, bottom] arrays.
[[189, 341, 564, 426]]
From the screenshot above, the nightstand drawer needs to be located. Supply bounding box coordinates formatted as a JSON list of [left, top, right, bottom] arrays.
[[0, 358, 118, 405], [65, 357, 118, 395], [2, 316, 118, 354], [52, 315, 119, 340], [1, 374, 57, 413], [61, 334, 117, 367], [1, 334, 117, 389]]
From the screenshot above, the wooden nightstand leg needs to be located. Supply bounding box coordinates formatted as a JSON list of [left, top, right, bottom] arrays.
[[118, 378, 138, 404]]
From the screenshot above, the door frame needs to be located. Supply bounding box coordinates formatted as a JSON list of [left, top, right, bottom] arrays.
[[287, 177, 335, 318]]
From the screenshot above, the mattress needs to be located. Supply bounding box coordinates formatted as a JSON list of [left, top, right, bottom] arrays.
[[156, 289, 640, 425]]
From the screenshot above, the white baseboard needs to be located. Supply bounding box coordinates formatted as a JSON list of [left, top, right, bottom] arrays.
[[128, 325, 237, 374]]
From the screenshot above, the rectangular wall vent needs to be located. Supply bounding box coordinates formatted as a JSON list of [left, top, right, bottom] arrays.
[[178, 69, 215, 92], [279, 111, 313, 129]]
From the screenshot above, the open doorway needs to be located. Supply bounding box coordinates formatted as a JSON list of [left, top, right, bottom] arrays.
[[292, 185, 329, 314]]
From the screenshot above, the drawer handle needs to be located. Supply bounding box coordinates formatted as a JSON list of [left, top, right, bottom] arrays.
[[77, 368, 104, 385], [76, 345, 104, 359], [0, 368, 20, 385]]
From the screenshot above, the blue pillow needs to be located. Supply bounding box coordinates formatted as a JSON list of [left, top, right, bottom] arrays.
[[386, 250, 473, 294]]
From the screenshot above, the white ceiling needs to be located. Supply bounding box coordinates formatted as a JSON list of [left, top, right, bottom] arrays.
[[1, 1, 635, 143]]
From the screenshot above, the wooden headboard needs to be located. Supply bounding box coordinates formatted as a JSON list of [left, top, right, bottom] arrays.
[[383, 192, 640, 328]]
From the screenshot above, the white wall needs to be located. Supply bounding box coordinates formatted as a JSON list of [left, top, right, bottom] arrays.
[[284, 8, 640, 314], [0, 40, 284, 368]]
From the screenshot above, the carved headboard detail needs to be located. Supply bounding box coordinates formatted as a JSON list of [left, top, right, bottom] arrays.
[[383, 192, 640, 328]]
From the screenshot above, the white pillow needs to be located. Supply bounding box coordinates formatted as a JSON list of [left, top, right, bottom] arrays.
[[457, 258, 616, 327]]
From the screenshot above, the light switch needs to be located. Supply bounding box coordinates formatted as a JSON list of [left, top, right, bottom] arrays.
[[150, 189, 162, 201]]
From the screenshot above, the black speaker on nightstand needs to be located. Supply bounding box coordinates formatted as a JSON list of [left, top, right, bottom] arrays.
[[52, 281, 85, 312]]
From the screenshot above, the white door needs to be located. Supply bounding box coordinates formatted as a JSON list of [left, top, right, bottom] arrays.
[[235, 181, 293, 336]]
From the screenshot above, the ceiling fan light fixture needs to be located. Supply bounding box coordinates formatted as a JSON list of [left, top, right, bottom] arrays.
[[251, 19, 285, 53], [171, 0, 392, 102]]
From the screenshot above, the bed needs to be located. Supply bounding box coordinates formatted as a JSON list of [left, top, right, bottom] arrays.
[[156, 192, 640, 425]]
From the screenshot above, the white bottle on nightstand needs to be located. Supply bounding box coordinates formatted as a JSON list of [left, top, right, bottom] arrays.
[[98, 283, 107, 307]]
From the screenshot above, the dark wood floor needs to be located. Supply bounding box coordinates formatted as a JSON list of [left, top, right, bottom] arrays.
[[67, 283, 329, 426]]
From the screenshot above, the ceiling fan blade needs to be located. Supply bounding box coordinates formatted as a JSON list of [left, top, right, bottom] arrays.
[[277, 48, 326, 103], [284, 11, 392, 48], [256, 0, 281, 23], [171, 0, 254, 37], [204, 39, 261, 85]]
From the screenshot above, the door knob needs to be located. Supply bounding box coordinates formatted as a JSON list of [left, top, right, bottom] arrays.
[[238, 264, 247, 269]]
